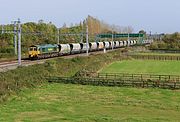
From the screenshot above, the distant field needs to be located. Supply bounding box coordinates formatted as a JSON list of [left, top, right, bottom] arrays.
[[0, 83, 180, 122], [100, 60, 180, 75]]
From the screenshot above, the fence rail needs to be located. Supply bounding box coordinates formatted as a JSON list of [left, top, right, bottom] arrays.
[[128, 54, 180, 61], [48, 72, 180, 89]]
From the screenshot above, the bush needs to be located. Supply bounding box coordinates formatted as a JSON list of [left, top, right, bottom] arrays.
[[0, 47, 14, 54]]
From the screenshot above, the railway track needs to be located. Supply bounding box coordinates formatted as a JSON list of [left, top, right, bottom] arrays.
[[0, 59, 43, 72], [0, 48, 125, 72]]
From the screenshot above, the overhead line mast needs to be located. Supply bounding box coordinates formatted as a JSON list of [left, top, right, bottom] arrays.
[[17, 19, 21, 66], [0, 19, 22, 66], [86, 18, 89, 56], [13, 21, 17, 55]]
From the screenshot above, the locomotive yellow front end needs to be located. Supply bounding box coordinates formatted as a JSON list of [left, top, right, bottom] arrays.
[[28, 45, 40, 59]]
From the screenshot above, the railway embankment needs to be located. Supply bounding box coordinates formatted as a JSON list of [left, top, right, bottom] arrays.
[[0, 50, 127, 103]]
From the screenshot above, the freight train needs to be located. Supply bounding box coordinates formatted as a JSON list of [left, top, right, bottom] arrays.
[[28, 40, 152, 60]]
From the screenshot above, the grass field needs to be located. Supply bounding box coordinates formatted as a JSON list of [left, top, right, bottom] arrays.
[[0, 83, 180, 122], [100, 60, 180, 75]]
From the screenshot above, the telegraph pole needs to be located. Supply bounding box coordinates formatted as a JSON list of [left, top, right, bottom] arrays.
[[86, 19, 89, 56], [17, 19, 21, 66], [14, 22, 17, 55]]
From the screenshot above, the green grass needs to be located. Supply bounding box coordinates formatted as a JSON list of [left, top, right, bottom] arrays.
[[0, 50, 126, 103], [100, 60, 180, 75], [0, 83, 180, 122]]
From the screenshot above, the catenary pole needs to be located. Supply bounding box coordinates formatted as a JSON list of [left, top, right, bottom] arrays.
[[80, 23, 83, 43], [1, 25, 4, 34], [86, 19, 89, 56], [128, 33, 130, 46], [14, 22, 17, 55], [57, 28, 60, 44], [112, 29, 114, 50], [18, 19, 21, 66]]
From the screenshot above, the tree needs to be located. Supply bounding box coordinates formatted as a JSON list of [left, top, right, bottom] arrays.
[[139, 30, 146, 35], [38, 19, 44, 24], [62, 23, 67, 28]]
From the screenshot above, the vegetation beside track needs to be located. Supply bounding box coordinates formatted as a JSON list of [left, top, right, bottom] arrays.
[[0, 50, 127, 103]]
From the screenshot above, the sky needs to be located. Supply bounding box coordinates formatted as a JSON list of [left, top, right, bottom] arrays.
[[0, 0, 180, 34]]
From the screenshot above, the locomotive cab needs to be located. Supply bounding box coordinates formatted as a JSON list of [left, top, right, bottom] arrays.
[[28, 45, 40, 59]]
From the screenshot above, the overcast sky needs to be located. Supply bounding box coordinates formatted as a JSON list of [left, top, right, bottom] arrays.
[[0, 0, 180, 33]]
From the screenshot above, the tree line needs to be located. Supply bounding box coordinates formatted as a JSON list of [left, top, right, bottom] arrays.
[[0, 16, 134, 57], [150, 32, 180, 50]]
